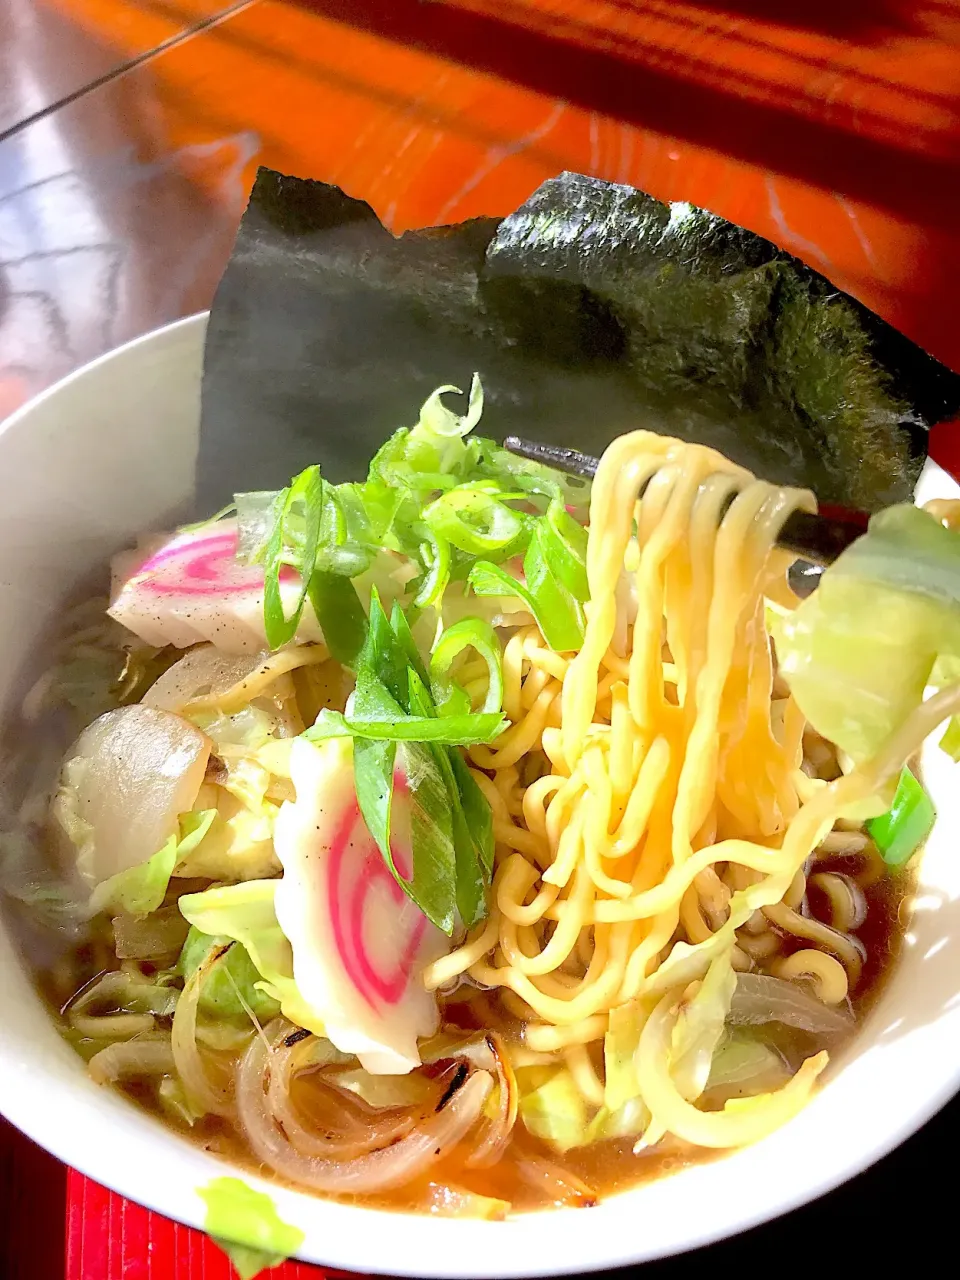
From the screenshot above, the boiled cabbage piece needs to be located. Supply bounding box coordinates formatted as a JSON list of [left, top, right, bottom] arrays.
[[776, 504, 960, 765], [178, 879, 317, 1034]]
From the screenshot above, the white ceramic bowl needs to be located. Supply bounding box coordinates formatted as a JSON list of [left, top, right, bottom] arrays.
[[1, 314, 959, 1276]]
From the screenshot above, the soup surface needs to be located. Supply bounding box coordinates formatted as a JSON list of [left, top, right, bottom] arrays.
[[7, 761, 910, 1214]]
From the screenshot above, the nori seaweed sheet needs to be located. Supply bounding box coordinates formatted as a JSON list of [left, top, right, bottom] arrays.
[[198, 168, 960, 516]]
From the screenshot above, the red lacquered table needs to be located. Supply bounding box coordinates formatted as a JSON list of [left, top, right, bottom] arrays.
[[1, 0, 959, 1275]]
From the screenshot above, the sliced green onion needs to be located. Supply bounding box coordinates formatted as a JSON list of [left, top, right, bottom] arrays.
[[468, 529, 586, 653], [306, 572, 367, 670], [865, 767, 935, 868], [306, 708, 506, 746], [356, 731, 459, 934], [417, 373, 483, 439], [404, 661, 489, 930], [235, 490, 282, 564], [327, 482, 377, 548], [474, 438, 591, 509], [449, 749, 495, 882], [389, 600, 431, 687], [431, 618, 504, 716], [178, 503, 238, 536], [236, 374, 597, 663], [358, 590, 414, 711], [540, 498, 589, 601], [413, 531, 451, 610], [262, 466, 325, 649], [423, 486, 526, 555], [522, 521, 585, 651], [305, 590, 497, 932], [468, 560, 537, 608], [404, 666, 487, 926]]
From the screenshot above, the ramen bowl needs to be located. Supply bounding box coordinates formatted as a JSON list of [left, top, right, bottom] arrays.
[[0, 314, 958, 1276]]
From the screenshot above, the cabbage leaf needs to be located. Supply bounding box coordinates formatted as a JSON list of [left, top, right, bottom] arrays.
[[89, 809, 215, 917], [171, 792, 279, 883], [178, 925, 280, 1024], [706, 1035, 788, 1095], [173, 709, 283, 882], [518, 1065, 649, 1151], [179, 881, 322, 1036], [604, 999, 651, 1113], [518, 1068, 589, 1152], [670, 947, 737, 1101], [198, 1177, 304, 1280], [777, 504, 960, 765]]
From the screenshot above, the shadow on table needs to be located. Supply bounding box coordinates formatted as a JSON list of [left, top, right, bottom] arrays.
[[0, 1116, 65, 1280], [605, 0, 950, 39], [273, 0, 960, 232]]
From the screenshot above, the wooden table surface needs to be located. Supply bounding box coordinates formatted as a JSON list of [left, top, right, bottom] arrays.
[[1, 0, 959, 1276]]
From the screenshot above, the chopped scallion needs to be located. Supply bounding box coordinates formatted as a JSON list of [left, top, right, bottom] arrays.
[[865, 767, 935, 869]]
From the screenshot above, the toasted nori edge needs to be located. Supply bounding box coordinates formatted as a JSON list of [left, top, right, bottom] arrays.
[[198, 168, 960, 516]]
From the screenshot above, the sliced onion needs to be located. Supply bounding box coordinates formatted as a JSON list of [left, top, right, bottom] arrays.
[[171, 946, 236, 1117], [67, 970, 178, 1018], [57, 705, 210, 886], [328, 1066, 433, 1111], [113, 906, 189, 959], [72, 1012, 156, 1040], [194, 1023, 258, 1053], [706, 1035, 789, 1095], [251, 668, 305, 738], [420, 1030, 518, 1169], [638, 991, 828, 1149], [491, 610, 536, 630], [463, 1038, 517, 1169], [424, 1182, 510, 1220], [288, 1033, 355, 1071], [514, 1156, 597, 1208], [186, 645, 329, 715], [266, 1038, 415, 1159], [728, 974, 854, 1038], [236, 1031, 491, 1194], [141, 646, 264, 712], [89, 1037, 175, 1084], [808, 872, 867, 934]]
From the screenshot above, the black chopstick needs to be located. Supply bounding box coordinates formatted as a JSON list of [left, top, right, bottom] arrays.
[[503, 436, 864, 568]]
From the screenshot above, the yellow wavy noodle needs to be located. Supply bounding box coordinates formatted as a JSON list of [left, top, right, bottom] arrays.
[[422, 431, 959, 1152], [772, 951, 849, 1005]]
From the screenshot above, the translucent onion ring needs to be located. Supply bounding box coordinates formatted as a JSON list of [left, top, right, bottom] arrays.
[[89, 1038, 175, 1085], [236, 1031, 492, 1194], [266, 1038, 416, 1159]]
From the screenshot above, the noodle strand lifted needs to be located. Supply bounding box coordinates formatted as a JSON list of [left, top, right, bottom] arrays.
[[26, 374, 949, 1217], [424, 430, 923, 1147]]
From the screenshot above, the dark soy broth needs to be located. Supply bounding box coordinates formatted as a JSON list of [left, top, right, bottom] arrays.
[[0, 602, 916, 1215]]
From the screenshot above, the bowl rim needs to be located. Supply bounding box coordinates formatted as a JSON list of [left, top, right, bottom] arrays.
[[0, 313, 958, 1277], [0, 313, 208, 444]]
